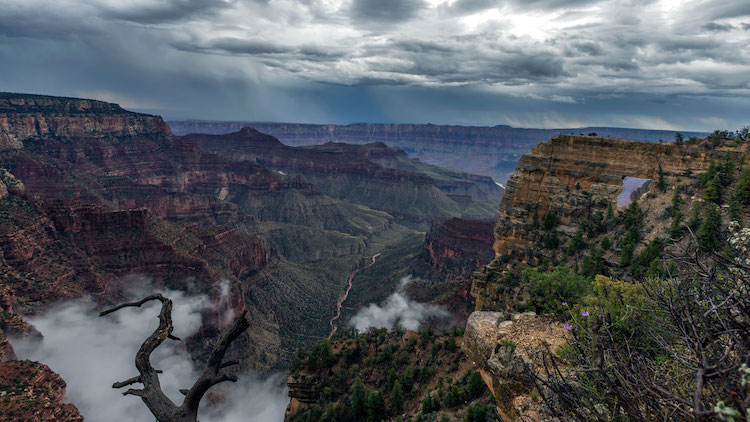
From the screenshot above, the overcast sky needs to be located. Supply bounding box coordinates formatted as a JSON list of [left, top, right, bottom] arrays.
[[1, 0, 748, 130]]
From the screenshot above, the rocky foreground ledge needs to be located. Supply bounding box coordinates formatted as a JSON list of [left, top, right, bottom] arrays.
[[462, 311, 566, 421]]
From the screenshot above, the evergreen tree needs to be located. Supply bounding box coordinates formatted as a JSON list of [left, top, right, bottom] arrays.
[[468, 372, 485, 398], [674, 132, 684, 145], [697, 204, 722, 249], [448, 385, 462, 407], [619, 200, 644, 267], [543, 211, 559, 231], [391, 380, 404, 415], [421, 391, 437, 413], [366, 391, 385, 422], [735, 166, 750, 206], [606, 201, 615, 223], [669, 186, 684, 239], [657, 163, 667, 192], [387, 368, 398, 391], [351, 378, 366, 417]]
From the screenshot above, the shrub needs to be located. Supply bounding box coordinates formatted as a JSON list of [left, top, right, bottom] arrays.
[[523, 267, 593, 315], [533, 244, 749, 421]]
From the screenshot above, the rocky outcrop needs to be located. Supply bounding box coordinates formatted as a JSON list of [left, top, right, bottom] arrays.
[[463, 312, 565, 421], [0, 360, 84, 421], [465, 134, 750, 419], [287, 373, 319, 404]]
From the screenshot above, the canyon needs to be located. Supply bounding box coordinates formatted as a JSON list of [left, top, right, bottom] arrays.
[[0, 93, 505, 419]]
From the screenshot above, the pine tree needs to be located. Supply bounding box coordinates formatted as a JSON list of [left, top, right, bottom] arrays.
[[468, 372, 485, 398], [366, 391, 385, 422], [657, 163, 667, 192], [735, 166, 750, 205], [391, 380, 404, 415], [387, 368, 398, 391], [606, 201, 615, 223], [698, 204, 722, 249], [352, 377, 366, 417]]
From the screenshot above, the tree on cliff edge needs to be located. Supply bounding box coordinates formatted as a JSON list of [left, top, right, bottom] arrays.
[[99, 294, 250, 422]]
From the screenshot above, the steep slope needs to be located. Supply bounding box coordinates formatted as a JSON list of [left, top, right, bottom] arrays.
[[335, 218, 495, 329], [169, 121, 706, 184], [183, 128, 501, 228]]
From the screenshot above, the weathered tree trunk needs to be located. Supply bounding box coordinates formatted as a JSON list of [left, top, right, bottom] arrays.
[[99, 294, 250, 422]]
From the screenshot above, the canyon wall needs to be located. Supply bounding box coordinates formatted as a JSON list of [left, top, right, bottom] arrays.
[[0, 93, 170, 150]]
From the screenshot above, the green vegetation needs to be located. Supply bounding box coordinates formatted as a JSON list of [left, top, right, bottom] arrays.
[[522, 267, 592, 315], [656, 163, 667, 192], [618, 200, 644, 267], [288, 328, 497, 422]]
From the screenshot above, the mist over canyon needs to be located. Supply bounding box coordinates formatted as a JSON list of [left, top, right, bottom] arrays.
[[12, 285, 290, 422]]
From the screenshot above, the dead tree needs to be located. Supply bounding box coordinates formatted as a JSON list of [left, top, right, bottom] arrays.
[[99, 294, 250, 422]]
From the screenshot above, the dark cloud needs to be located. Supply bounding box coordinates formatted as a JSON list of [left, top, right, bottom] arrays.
[[173, 37, 294, 55], [445, 0, 605, 14], [702, 22, 735, 32], [100, 0, 235, 24], [349, 0, 426, 23], [0, 0, 749, 131], [571, 41, 604, 56]]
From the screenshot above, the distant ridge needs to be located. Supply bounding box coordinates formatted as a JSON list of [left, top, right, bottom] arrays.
[[168, 121, 707, 183]]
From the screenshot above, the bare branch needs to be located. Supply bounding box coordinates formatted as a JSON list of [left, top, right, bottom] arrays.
[[112, 376, 141, 389], [101, 294, 251, 422]]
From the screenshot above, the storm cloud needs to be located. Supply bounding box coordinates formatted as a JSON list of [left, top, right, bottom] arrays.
[[0, 0, 748, 130]]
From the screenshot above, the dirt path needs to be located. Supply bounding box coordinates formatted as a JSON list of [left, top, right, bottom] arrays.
[[328, 253, 381, 338]]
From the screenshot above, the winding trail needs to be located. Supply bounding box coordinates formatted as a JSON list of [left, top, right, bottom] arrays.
[[329, 253, 381, 338]]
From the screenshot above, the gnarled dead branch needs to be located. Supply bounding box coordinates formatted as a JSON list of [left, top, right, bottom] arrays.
[[99, 294, 249, 422]]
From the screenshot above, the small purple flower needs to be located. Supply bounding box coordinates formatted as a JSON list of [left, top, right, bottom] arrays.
[[562, 301, 568, 307], [581, 311, 590, 317], [563, 323, 573, 331]]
